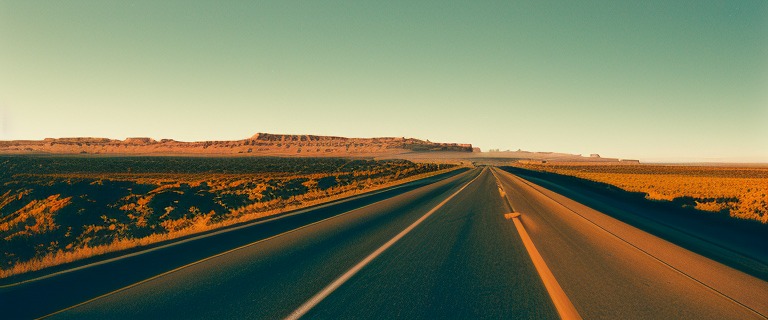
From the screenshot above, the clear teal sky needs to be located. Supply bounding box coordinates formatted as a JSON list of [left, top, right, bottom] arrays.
[[1, 1, 766, 162]]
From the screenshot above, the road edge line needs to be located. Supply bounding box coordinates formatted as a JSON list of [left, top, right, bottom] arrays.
[[284, 168, 485, 320], [2, 168, 465, 289], [36, 169, 477, 319]]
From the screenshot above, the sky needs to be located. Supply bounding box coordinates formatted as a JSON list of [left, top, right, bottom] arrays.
[[1, 1, 766, 162]]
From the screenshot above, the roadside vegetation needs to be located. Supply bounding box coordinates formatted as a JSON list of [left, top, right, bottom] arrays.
[[0, 156, 457, 278], [513, 163, 768, 223]]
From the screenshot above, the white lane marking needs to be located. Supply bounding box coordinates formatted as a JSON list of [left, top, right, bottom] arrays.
[[2, 172, 443, 289], [37, 170, 475, 319], [284, 168, 485, 320], [38, 207, 373, 319]]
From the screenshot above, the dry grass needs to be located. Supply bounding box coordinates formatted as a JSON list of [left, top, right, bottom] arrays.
[[0, 166, 462, 279], [514, 164, 768, 223]]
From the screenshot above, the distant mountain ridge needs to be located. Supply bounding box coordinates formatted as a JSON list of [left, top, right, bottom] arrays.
[[0, 133, 474, 156]]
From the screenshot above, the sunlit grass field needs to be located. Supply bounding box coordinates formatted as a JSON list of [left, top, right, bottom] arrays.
[[514, 164, 768, 223], [0, 156, 456, 278]]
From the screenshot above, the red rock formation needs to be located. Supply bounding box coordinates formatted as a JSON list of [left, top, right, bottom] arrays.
[[0, 133, 473, 156]]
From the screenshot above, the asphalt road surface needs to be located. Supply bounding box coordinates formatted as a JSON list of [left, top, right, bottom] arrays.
[[492, 167, 767, 319], [2, 167, 767, 319]]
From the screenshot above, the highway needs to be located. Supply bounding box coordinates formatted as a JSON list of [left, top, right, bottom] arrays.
[[2, 167, 767, 319], [492, 167, 768, 319]]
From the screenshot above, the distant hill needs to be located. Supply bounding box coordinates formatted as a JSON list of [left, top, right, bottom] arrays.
[[385, 149, 639, 164], [0, 133, 474, 156]]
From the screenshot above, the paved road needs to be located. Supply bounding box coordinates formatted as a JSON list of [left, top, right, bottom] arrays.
[[492, 167, 768, 319], [302, 168, 556, 319], [3, 166, 767, 319], [36, 168, 558, 319], [502, 166, 768, 281], [0, 169, 469, 319]]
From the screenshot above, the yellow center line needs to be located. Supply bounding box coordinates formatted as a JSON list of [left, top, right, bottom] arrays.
[[492, 167, 582, 320], [508, 214, 582, 320], [490, 168, 515, 211], [497, 168, 767, 319]]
